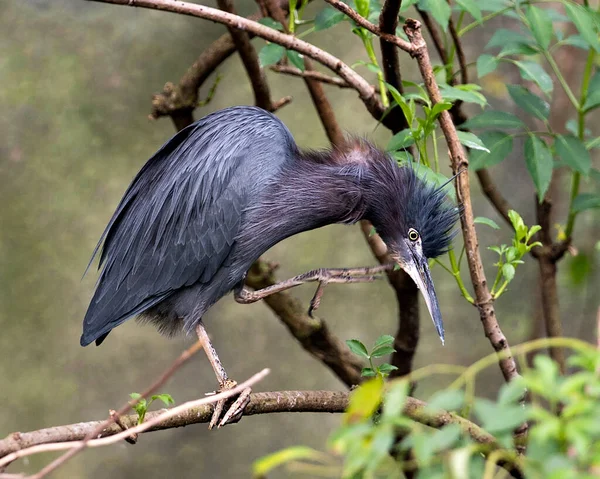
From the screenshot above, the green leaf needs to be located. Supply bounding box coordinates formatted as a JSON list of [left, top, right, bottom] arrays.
[[426, 389, 464, 412], [345, 377, 384, 422], [419, 0, 451, 31], [286, 50, 305, 71], [439, 84, 487, 107], [355, 0, 370, 18], [456, 0, 482, 21], [456, 131, 490, 152], [515, 60, 553, 95], [130, 393, 142, 400], [383, 381, 408, 419], [572, 193, 600, 212], [473, 398, 529, 434], [258, 17, 284, 30], [479, 0, 509, 13], [487, 29, 532, 49], [524, 134, 553, 201], [474, 216, 500, 229], [502, 263, 515, 282], [370, 345, 396, 358], [377, 363, 399, 374], [374, 335, 395, 348], [258, 43, 285, 67], [399, 0, 420, 12], [469, 131, 513, 170], [462, 111, 524, 130], [476, 54, 499, 78], [525, 5, 553, 49], [361, 367, 377, 377], [151, 393, 175, 407], [562, 34, 590, 50], [430, 424, 462, 452], [564, 2, 600, 52], [346, 339, 369, 358], [498, 42, 539, 57], [569, 254, 591, 286], [498, 379, 527, 406], [554, 134, 591, 174], [583, 70, 600, 111], [507, 84, 550, 120], [314, 7, 345, 31], [253, 446, 331, 476]]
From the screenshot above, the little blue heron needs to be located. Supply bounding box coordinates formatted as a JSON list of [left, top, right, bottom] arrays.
[[82, 106, 459, 428]]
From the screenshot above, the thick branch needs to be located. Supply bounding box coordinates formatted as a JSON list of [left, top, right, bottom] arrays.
[[1, 392, 508, 462], [216, 0, 273, 110], [0, 391, 346, 460], [403, 20, 520, 384], [91, 0, 386, 121], [378, 0, 409, 133]]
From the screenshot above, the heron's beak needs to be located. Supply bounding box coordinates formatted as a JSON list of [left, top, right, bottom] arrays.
[[393, 251, 445, 345]]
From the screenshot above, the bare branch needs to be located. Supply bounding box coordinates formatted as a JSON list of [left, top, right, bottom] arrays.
[[1, 390, 521, 478], [378, 0, 409, 133], [216, 0, 274, 110], [403, 20, 521, 385]]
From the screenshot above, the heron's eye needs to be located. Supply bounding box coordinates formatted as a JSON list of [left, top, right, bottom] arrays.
[[408, 228, 419, 242]]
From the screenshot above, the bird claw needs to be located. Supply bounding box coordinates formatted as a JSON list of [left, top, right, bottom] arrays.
[[208, 379, 251, 429]]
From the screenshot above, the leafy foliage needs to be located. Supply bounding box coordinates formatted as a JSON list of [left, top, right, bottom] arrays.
[[347, 335, 398, 378], [256, 342, 600, 478]]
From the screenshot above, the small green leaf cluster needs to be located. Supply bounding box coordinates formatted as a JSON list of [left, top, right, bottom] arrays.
[[346, 335, 398, 378], [129, 392, 175, 425], [488, 210, 541, 298]]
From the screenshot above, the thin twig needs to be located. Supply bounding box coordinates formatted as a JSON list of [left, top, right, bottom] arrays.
[[270, 65, 353, 88], [403, 20, 521, 385]]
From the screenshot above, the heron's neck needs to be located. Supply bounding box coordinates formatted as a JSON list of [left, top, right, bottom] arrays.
[[234, 158, 365, 265]]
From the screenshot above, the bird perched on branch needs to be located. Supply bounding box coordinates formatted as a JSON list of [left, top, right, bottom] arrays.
[[82, 106, 459, 428]]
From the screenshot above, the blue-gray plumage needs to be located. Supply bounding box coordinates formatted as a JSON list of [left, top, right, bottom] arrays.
[[82, 106, 459, 348]]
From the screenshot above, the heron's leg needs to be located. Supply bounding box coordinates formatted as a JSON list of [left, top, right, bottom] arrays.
[[235, 264, 393, 306], [195, 322, 252, 429]]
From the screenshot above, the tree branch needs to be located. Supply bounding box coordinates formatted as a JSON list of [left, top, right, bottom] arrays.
[[378, 0, 409, 134], [1, 391, 519, 477], [270, 65, 358, 88], [403, 20, 521, 385], [0, 370, 270, 474], [90, 0, 386, 122], [216, 0, 274, 110]]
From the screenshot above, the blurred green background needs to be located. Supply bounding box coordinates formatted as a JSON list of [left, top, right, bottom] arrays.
[[1, 1, 598, 477]]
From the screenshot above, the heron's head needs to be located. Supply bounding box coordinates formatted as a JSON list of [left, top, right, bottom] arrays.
[[365, 162, 461, 344]]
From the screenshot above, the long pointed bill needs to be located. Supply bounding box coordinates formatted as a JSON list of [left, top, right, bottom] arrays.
[[400, 254, 445, 345]]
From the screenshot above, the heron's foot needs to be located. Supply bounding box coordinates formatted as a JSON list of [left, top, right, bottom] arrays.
[[208, 379, 252, 429]]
